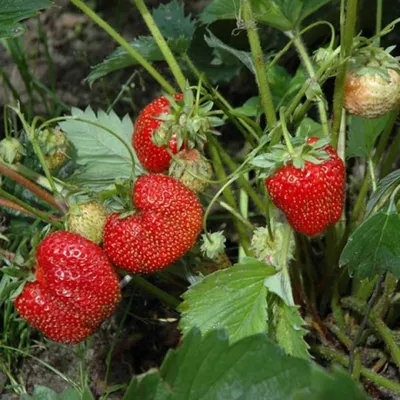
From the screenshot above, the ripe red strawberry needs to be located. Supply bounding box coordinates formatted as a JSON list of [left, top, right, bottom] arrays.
[[103, 174, 203, 273], [133, 94, 184, 173], [14, 282, 93, 343], [265, 137, 345, 236], [15, 231, 121, 343]]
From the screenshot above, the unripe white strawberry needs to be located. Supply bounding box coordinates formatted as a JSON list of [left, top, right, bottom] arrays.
[[67, 201, 107, 244]]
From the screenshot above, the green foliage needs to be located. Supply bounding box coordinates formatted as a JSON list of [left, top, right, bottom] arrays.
[[269, 299, 310, 360], [21, 385, 94, 400], [0, 0, 51, 39], [124, 329, 368, 400], [88, 0, 195, 85], [366, 169, 400, 215], [59, 107, 142, 191], [199, 0, 331, 30], [178, 258, 275, 343], [340, 211, 400, 278], [346, 113, 392, 158]]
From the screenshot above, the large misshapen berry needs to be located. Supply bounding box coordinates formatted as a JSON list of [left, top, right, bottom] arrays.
[[15, 231, 121, 344], [103, 174, 203, 273]]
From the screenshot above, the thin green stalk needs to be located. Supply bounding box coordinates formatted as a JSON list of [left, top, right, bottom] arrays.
[[132, 0, 185, 91], [241, 0, 276, 130], [0, 162, 63, 211], [331, 283, 346, 331], [280, 108, 294, 154], [342, 296, 400, 370], [182, 54, 259, 146], [208, 135, 266, 215], [129, 275, 180, 309], [0, 68, 21, 105], [368, 156, 377, 192], [375, 0, 383, 44], [278, 224, 295, 305], [374, 273, 397, 318], [69, 0, 175, 94], [286, 31, 329, 137], [0, 189, 63, 229], [348, 275, 384, 374], [381, 125, 400, 177], [331, 0, 359, 147], [351, 111, 398, 223], [207, 136, 252, 255], [239, 172, 249, 261], [312, 345, 400, 393]]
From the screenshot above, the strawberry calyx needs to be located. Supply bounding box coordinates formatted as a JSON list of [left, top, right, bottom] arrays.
[[200, 231, 226, 260], [37, 127, 71, 170], [251, 136, 332, 177], [168, 148, 213, 193], [347, 46, 400, 81], [0, 137, 26, 164], [152, 83, 224, 152]]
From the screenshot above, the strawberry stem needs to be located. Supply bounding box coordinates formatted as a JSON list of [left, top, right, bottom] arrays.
[[286, 31, 329, 138], [331, 0, 359, 147], [122, 273, 180, 309], [0, 162, 64, 211], [279, 108, 295, 156], [375, 0, 383, 45], [132, 0, 186, 92], [241, 0, 277, 131], [311, 345, 400, 394], [0, 188, 63, 229], [69, 0, 175, 95]]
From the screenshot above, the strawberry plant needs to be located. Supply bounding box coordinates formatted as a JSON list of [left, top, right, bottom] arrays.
[[1, 0, 400, 398]]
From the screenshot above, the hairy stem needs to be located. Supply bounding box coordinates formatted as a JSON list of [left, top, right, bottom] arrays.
[[331, 0, 359, 147], [0, 162, 63, 211], [313, 345, 400, 393], [132, 0, 185, 91], [241, 0, 276, 130], [342, 295, 400, 370], [70, 0, 175, 94], [0, 189, 63, 229], [348, 275, 384, 373], [286, 31, 329, 137]]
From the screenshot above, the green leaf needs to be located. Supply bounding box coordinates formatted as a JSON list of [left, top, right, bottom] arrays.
[[59, 107, 143, 191], [295, 118, 324, 138], [204, 30, 256, 74], [60, 388, 82, 400], [269, 299, 310, 360], [87, 0, 195, 85], [123, 370, 171, 400], [295, 366, 368, 400], [152, 0, 196, 40], [0, 0, 51, 39], [124, 329, 368, 400], [200, 0, 331, 31], [346, 113, 392, 158], [87, 36, 190, 86], [232, 96, 260, 117], [27, 386, 60, 400], [366, 169, 400, 215], [339, 211, 400, 278], [178, 257, 276, 343]]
